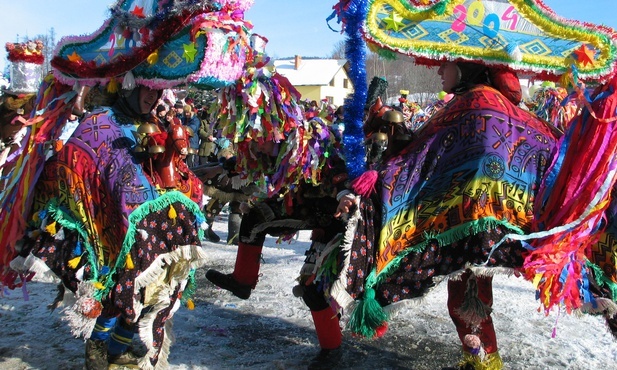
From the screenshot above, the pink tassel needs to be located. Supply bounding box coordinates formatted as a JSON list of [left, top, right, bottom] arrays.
[[351, 170, 379, 197]]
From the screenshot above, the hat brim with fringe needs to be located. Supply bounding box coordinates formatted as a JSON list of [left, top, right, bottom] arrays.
[[362, 0, 617, 82], [51, 0, 255, 90]]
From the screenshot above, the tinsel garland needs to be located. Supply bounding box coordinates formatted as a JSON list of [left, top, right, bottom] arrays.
[[341, 0, 369, 181], [187, 10, 253, 87], [7, 52, 44, 65], [6, 40, 44, 64]]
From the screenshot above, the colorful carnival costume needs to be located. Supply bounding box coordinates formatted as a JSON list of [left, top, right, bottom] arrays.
[[14, 95, 206, 368], [326, 1, 617, 369], [204, 60, 353, 368], [0, 0, 259, 369], [327, 73, 557, 368], [206, 118, 349, 369], [197, 142, 248, 245]]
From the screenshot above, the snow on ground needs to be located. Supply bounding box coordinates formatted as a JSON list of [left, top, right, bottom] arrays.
[[1, 211, 616, 369]]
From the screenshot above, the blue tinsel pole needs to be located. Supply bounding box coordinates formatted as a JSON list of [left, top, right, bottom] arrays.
[[342, 0, 368, 181]]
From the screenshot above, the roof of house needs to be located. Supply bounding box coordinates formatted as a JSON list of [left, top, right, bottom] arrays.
[[273, 58, 348, 86]]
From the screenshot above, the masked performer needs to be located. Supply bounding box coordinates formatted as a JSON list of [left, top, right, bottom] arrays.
[[325, 1, 617, 369], [0, 1, 257, 369]]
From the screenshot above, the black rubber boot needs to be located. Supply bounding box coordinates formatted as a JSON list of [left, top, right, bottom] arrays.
[[205, 224, 221, 243], [441, 365, 475, 370], [108, 349, 141, 369], [84, 339, 108, 370], [205, 269, 252, 299], [307, 347, 342, 370], [227, 213, 242, 245], [605, 312, 617, 339]]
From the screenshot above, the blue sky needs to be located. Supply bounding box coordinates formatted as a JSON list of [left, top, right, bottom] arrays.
[[1, 0, 616, 72]]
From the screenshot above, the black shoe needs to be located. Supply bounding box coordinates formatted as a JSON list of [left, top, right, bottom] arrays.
[[441, 364, 476, 370], [85, 339, 108, 370], [205, 227, 221, 243], [307, 347, 342, 370], [605, 312, 617, 339], [205, 269, 251, 299], [108, 350, 141, 369]]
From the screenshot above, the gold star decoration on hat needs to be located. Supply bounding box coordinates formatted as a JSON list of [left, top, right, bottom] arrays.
[[573, 44, 596, 67], [67, 51, 83, 62], [183, 42, 198, 63], [383, 10, 404, 32]]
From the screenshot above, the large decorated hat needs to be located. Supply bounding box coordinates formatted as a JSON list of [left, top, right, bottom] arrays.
[[51, 0, 255, 90], [4, 40, 44, 94], [360, 0, 617, 82]]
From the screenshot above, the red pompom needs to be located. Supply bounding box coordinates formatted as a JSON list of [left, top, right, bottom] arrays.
[[77, 297, 103, 319], [374, 322, 388, 338], [351, 323, 388, 339]]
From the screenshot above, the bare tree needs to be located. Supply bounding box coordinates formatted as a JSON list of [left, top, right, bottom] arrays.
[[329, 40, 346, 59], [32, 31, 55, 77], [366, 53, 441, 107], [14, 28, 56, 78]]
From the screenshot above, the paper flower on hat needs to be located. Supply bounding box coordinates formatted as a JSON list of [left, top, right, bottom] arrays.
[[6, 40, 44, 64], [361, 0, 617, 82], [51, 0, 256, 90]]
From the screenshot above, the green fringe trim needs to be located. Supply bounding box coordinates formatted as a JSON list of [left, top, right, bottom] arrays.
[[376, 48, 398, 60], [347, 288, 388, 338], [96, 191, 205, 301], [350, 217, 522, 336], [181, 269, 197, 306], [586, 260, 617, 302], [432, 1, 448, 16], [45, 198, 99, 281], [369, 217, 523, 290]]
